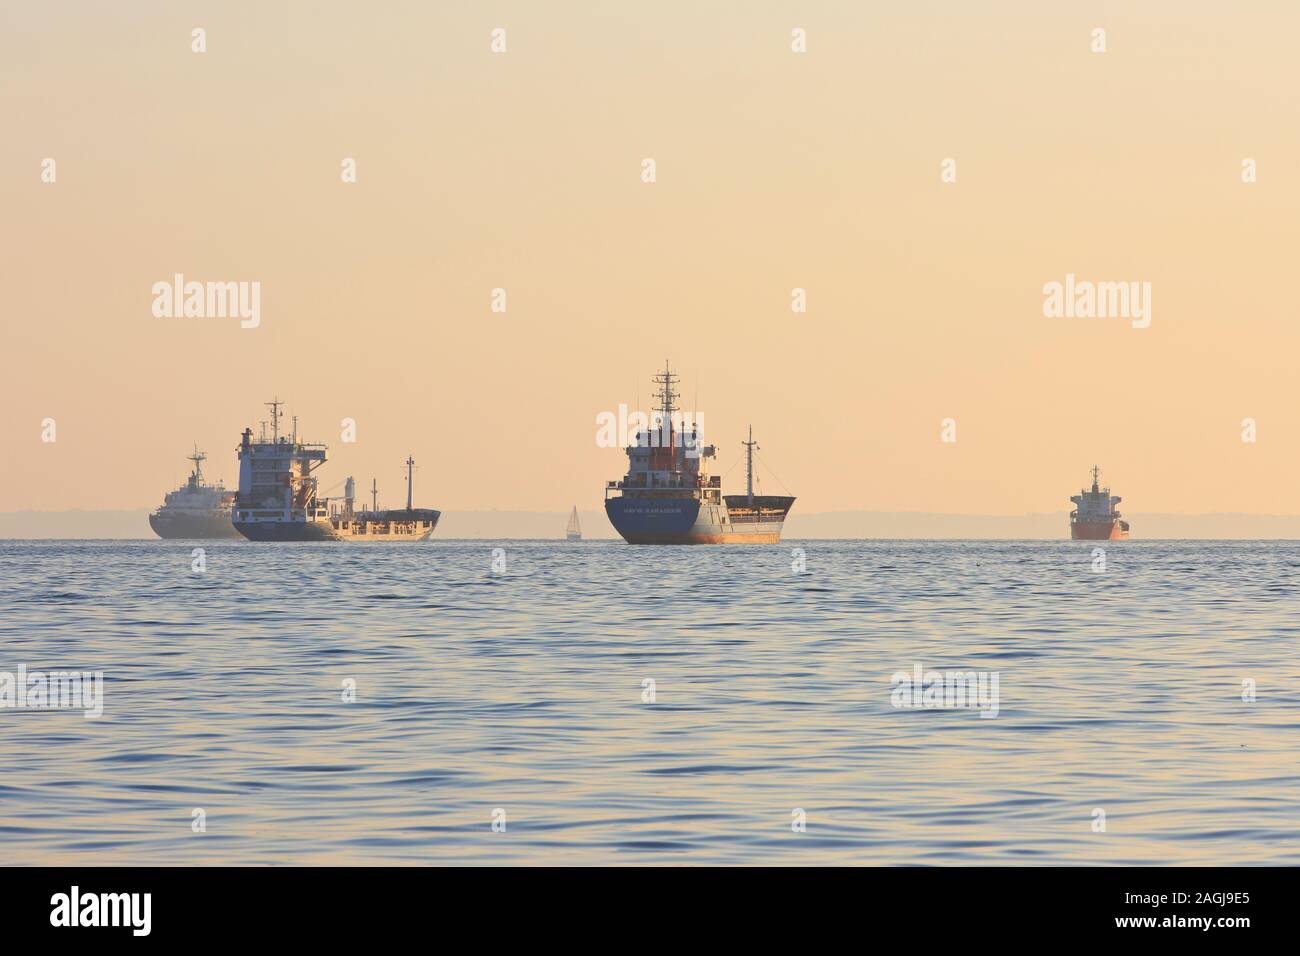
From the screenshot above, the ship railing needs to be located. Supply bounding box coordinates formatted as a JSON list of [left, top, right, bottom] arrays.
[[614, 475, 701, 487], [607, 478, 701, 492]]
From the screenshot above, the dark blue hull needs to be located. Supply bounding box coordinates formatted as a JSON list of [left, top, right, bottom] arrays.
[[234, 511, 440, 542], [605, 497, 702, 544], [233, 519, 340, 542], [605, 496, 792, 544]]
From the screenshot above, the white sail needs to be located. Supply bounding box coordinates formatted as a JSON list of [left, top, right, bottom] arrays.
[[566, 506, 581, 539]]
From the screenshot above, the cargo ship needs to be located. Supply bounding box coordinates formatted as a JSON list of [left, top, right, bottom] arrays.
[[149, 447, 240, 539], [232, 399, 440, 542], [604, 365, 795, 544], [1070, 465, 1130, 540]]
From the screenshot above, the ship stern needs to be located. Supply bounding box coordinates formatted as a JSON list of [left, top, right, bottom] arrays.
[[605, 496, 703, 544]]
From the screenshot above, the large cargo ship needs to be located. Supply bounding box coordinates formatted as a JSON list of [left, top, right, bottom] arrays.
[[604, 365, 795, 544], [149, 447, 240, 539], [1070, 465, 1130, 540], [232, 400, 440, 542]]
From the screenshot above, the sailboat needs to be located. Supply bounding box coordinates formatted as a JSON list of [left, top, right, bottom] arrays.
[[566, 506, 582, 541]]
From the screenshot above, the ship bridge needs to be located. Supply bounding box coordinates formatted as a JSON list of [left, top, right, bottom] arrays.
[[1069, 465, 1122, 519], [607, 363, 720, 502], [236, 399, 330, 520]]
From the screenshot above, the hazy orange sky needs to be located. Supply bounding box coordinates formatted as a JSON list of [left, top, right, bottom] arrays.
[[3, 2, 1299, 516]]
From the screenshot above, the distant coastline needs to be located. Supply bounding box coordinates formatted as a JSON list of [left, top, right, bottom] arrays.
[[8, 510, 1300, 540]]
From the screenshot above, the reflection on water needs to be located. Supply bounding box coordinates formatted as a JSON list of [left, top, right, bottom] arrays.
[[1, 539, 1297, 865]]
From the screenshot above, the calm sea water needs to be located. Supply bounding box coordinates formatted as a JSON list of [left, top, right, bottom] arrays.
[[1, 539, 1298, 866]]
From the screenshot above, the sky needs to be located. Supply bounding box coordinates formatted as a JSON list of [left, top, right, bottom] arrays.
[[3, 1, 1299, 517]]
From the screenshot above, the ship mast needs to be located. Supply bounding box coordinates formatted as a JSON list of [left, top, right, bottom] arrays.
[[266, 398, 283, 443], [1091, 464, 1100, 493], [653, 361, 679, 470], [371, 478, 378, 512], [743, 425, 758, 506], [188, 445, 206, 483], [405, 456, 415, 511], [654, 361, 679, 415]]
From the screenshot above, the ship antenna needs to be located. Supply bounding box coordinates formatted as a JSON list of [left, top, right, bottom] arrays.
[[651, 361, 682, 466], [653, 361, 678, 415], [743, 425, 759, 506], [266, 397, 283, 443]]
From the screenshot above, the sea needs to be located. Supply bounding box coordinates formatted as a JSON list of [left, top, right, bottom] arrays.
[[1, 539, 1297, 865]]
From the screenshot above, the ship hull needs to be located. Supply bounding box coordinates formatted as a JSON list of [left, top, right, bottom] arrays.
[[234, 511, 440, 542], [149, 512, 242, 540], [233, 518, 341, 542], [1071, 519, 1129, 540], [333, 510, 440, 542], [605, 496, 793, 544]]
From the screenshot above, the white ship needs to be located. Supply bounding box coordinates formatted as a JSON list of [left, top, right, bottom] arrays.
[[149, 447, 240, 539]]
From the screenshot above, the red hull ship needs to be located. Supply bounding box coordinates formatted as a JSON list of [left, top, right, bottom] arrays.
[[1070, 466, 1130, 540]]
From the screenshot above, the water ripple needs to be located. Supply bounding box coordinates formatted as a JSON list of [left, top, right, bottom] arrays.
[[0, 538, 1298, 864]]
